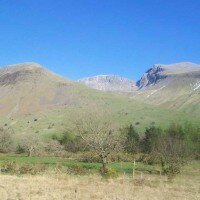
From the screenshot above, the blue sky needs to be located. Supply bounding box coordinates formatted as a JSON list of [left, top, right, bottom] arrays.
[[0, 0, 200, 81]]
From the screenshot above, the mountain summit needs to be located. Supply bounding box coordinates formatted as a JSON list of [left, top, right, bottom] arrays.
[[0, 62, 74, 116], [136, 62, 200, 89], [78, 75, 136, 92], [134, 62, 200, 114]]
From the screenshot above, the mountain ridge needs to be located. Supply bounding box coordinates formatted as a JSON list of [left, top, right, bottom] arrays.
[[0, 61, 199, 137], [77, 75, 136, 92], [136, 62, 200, 89], [77, 62, 200, 91]]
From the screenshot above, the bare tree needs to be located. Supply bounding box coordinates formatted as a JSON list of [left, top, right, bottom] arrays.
[[18, 135, 44, 157], [72, 109, 124, 174], [0, 126, 14, 153], [45, 140, 65, 156], [158, 132, 187, 181]]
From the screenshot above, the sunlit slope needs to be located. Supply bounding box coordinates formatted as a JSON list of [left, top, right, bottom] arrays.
[[134, 62, 200, 115], [0, 62, 76, 116], [0, 62, 199, 138]]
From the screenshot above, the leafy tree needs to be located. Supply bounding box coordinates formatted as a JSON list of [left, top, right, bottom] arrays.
[[154, 123, 189, 181], [167, 123, 185, 140], [183, 122, 200, 159], [122, 124, 139, 153], [141, 126, 163, 153], [52, 132, 85, 152]]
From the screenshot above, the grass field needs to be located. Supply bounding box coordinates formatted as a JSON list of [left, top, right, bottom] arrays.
[[0, 154, 157, 174], [0, 162, 199, 200], [0, 154, 199, 199]]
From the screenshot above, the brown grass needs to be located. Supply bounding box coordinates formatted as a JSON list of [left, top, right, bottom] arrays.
[[0, 170, 199, 200]]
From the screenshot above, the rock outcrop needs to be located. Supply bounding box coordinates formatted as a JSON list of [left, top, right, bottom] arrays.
[[78, 75, 136, 92]]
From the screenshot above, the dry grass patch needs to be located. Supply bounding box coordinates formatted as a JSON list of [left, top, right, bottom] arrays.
[[0, 171, 199, 200]]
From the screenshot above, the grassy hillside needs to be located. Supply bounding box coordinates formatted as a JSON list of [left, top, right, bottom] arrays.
[[0, 63, 199, 139], [134, 65, 200, 115]]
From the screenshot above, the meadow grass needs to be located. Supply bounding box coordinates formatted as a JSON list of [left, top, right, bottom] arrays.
[[0, 153, 157, 174], [0, 154, 199, 199], [0, 163, 199, 200]]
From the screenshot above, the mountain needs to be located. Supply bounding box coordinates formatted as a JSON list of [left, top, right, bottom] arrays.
[[0, 62, 74, 116], [134, 62, 200, 115], [78, 75, 136, 92], [136, 62, 200, 89], [1, 62, 197, 138]]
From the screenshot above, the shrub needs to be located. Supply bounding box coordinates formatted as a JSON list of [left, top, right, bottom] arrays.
[[52, 132, 86, 153], [138, 153, 162, 165], [45, 140, 64, 156], [34, 164, 47, 173], [18, 164, 34, 174], [0, 162, 47, 175], [69, 164, 85, 175], [108, 152, 134, 162], [100, 167, 118, 178], [0, 161, 17, 174], [16, 144, 26, 154], [77, 151, 101, 163]]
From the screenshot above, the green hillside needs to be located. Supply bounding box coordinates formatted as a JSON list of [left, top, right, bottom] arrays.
[[0, 62, 199, 140]]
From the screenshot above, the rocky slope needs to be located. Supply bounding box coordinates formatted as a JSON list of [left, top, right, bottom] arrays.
[[78, 75, 136, 92], [134, 62, 200, 114], [76, 62, 200, 114], [136, 62, 200, 89]]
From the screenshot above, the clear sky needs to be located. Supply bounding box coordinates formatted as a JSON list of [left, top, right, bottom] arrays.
[[0, 0, 200, 81]]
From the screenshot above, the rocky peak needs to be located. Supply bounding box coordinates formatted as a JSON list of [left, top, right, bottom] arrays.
[[136, 65, 167, 89], [136, 62, 200, 89], [78, 75, 136, 92]]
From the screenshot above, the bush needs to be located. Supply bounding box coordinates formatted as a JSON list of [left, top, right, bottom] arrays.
[[52, 132, 86, 152], [45, 140, 64, 156], [100, 167, 118, 178], [0, 161, 17, 174], [18, 164, 47, 175], [76, 151, 101, 163], [108, 152, 134, 162], [18, 164, 34, 174], [16, 144, 26, 154], [69, 164, 85, 175], [0, 162, 47, 175], [137, 153, 162, 165], [76, 152, 134, 163]]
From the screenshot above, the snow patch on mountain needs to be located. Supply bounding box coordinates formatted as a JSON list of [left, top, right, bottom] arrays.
[[193, 80, 200, 91], [146, 86, 166, 98]]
